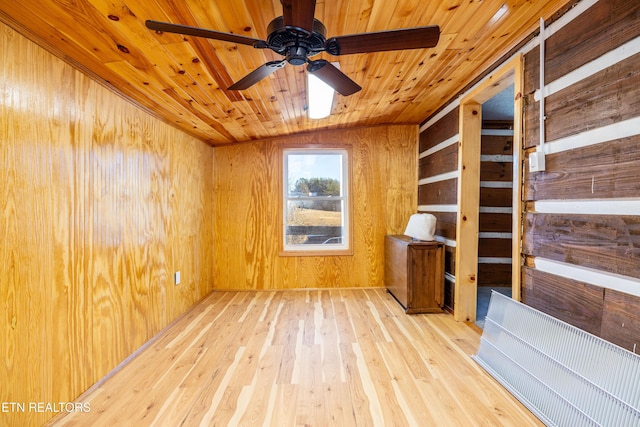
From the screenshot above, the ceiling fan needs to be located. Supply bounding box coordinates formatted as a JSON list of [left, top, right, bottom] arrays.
[[146, 0, 440, 96]]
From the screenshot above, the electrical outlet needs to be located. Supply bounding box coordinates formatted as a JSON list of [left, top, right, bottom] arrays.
[[174, 271, 181, 285], [529, 150, 546, 173]]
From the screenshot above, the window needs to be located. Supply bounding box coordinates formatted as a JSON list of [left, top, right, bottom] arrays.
[[281, 147, 352, 255]]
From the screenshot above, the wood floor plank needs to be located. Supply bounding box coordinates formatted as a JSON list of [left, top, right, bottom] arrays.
[[414, 378, 473, 425], [356, 338, 409, 426], [381, 316, 435, 381], [274, 319, 302, 385], [376, 341, 437, 426], [343, 342, 379, 427], [47, 289, 544, 427], [184, 346, 247, 426], [268, 384, 298, 426], [235, 345, 283, 426], [329, 293, 358, 344], [296, 343, 324, 426]]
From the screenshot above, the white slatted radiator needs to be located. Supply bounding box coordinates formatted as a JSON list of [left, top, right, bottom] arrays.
[[472, 291, 640, 427]]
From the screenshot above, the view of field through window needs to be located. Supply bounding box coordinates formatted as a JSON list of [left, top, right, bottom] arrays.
[[284, 151, 347, 247]]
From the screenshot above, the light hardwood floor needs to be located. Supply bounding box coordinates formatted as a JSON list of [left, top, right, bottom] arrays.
[[48, 289, 543, 426]]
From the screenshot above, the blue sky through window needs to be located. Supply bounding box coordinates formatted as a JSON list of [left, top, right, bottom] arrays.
[[287, 153, 342, 192]]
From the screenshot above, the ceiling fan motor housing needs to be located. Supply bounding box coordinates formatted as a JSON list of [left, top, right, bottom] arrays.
[[266, 16, 327, 65]]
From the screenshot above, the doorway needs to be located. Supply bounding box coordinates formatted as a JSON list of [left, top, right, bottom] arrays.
[[476, 85, 515, 328], [454, 54, 524, 323]]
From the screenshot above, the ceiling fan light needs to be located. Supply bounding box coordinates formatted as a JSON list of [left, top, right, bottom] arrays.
[[307, 72, 335, 119]]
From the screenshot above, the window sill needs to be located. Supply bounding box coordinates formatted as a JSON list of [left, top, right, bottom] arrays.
[[279, 248, 354, 257]]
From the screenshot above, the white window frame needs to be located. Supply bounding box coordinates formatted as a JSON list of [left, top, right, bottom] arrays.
[[280, 146, 352, 256]]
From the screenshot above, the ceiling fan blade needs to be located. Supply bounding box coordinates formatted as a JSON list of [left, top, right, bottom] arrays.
[[228, 60, 287, 90], [307, 60, 361, 96], [146, 20, 267, 48], [325, 26, 440, 55], [281, 0, 317, 34]]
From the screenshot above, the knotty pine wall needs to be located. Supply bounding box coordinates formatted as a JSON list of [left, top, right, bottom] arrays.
[[1, 23, 214, 427], [212, 125, 417, 289], [420, 0, 640, 352]]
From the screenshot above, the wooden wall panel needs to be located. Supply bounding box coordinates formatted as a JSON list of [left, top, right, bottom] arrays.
[[601, 289, 640, 352], [418, 179, 458, 206], [480, 161, 512, 182], [524, 136, 640, 200], [524, 12, 640, 148], [523, 47, 541, 149], [479, 238, 512, 258], [479, 213, 513, 233], [480, 132, 513, 182], [479, 187, 512, 207], [0, 25, 214, 427], [444, 246, 456, 312], [523, 213, 640, 280], [444, 275, 455, 312], [419, 1, 640, 333], [522, 267, 604, 336], [432, 212, 457, 241], [478, 127, 513, 290], [444, 246, 456, 276], [525, 52, 640, 148], [419, 108, 460, 313], [418, 143, 457, 179], [478, 263, 512, 286], [519, 0, 640, 352], [419, 108, 459, 152], [544, 53, 640, 142], [481, 134, 513, 155], [212, 124, 417, 290], [545, 0, 640, 83]]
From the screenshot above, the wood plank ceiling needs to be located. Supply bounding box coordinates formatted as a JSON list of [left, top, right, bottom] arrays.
[[0, 0, 573, 146]]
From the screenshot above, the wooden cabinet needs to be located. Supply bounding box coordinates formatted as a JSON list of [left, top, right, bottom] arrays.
[[384, 235, 445, 313]]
